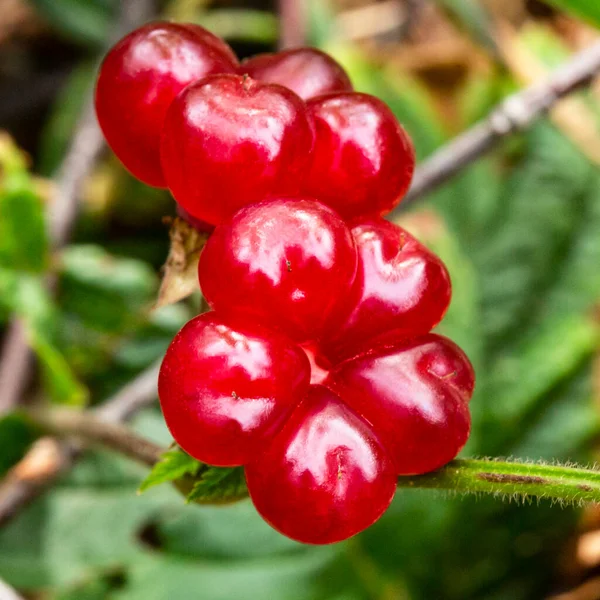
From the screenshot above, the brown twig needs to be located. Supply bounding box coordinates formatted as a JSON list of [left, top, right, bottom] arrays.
[[95, 359, 162, 423], [396, 39, 600, 209], [30, 407, 164, 467], [0, 360, 160, 527], [0, 0, 155, 415], [278, 0, 306, 50], [0, 321, 31, 415]]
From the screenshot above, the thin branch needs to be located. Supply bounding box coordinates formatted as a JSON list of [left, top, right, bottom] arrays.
[[0, 360, 160, 527], [396, 39, 600, 209], [0, 321, 31, 414], [278, 0, 307, 50], [0, 577, 25, 600], [0, 437, 75, 528], [96, 359, 162, 423], [29, 407, 163, 467], [398, 459, 600, 505]]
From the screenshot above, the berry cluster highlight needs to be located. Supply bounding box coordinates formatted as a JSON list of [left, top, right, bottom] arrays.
[[95, 21, 475, 545]]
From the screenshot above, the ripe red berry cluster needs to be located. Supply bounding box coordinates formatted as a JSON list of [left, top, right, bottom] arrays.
[[96, 22, 475, 545]]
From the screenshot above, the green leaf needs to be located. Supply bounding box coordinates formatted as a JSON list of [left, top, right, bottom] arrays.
[[0, 272, 87, 405], [156, 500, 304, 560], [186, 466, 247, 504], [28, 0, 117, 47], [138, 449, 201, 494], [59, 245, 157, 334], [477, 124, 593, 349], [512, 360, 599, 460], [0, 136, 48, 272], [30, 330, 88, 406], [544, 0, 600, 28], [112, 549, 345, 600]]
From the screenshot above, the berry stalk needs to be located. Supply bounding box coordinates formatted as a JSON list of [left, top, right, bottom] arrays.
[[398, 459, 600, 506]]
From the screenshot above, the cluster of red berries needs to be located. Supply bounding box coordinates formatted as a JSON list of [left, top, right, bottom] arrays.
[[95, 22, 475, 545]]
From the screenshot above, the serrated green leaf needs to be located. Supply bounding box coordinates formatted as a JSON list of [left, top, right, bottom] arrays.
[[478, 314, 599, 454], [544, 0, 600, 28], [511, 360, 600, 460], [138, 449, 201, 494], [186, 466, 247, 504], [477, 123, 593, 349], [28, 0, 117, 47], [542, 170, 600, 320]]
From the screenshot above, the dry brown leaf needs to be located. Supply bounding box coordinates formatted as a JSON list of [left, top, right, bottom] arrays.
[[155, 217, 209, 309]]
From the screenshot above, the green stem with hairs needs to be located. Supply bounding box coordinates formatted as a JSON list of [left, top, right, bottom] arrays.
[[398, 459, 600, 505]]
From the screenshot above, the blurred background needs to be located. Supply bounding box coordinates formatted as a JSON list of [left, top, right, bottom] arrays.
[[1, 0, 600, 598]]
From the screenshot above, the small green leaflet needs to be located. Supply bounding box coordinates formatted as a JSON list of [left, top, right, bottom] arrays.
[[186, 466, 247, 504], [138, 448, 202, 494], [138, 448, 248, 503]]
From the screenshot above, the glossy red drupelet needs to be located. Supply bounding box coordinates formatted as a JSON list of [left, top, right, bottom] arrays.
[[161, 207, 476, 543], [329, 334, 475, 475], [160, 74, 315, 225], [95, 22, 238, 187], [158, 312, 310, 466], [240, 47, 352, 100], [198, 198, 358, 343], [245, 385, 397, 544], [322, 218, 452, 361], [303, 92, 415, 220]]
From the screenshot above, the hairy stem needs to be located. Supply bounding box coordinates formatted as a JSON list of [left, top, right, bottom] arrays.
[[399, 459, 600, 505]]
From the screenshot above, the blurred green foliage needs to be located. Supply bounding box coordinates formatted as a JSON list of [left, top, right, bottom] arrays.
[[545, 0, 600, 27], [1, 1, 600, 598]]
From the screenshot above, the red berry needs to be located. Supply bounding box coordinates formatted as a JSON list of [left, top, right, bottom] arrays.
[[160, 74, 314, 225], [329, 334, 474, 475], [302, 92, 415, 220], [322, 218, 451, 361], [245, 385, 397, 544], [158, 312, 310, 466], [240, 48, 352, 100], [198, 198, 358, 343], [95, 22, 238, 187]]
